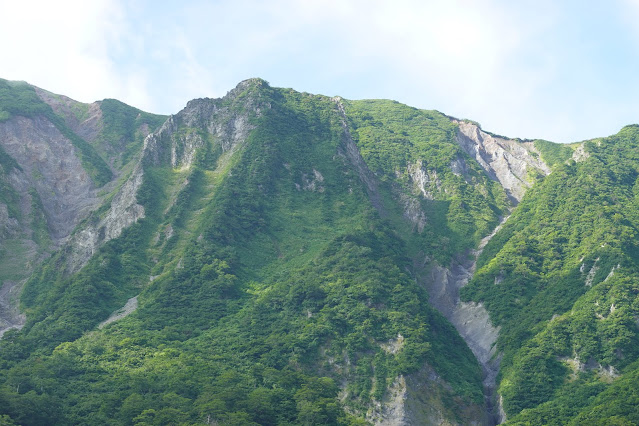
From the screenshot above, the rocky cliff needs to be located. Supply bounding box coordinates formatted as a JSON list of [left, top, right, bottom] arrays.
[[0, 115, 100, 242], [0, 114, 100, 335], [65, 78, 264, 273], [0, 80, 165, 336], [455, 121, 550, 203], [425, 221, 506, 424]]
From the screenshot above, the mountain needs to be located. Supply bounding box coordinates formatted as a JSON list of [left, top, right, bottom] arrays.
[[0, 79, 166, 337], [0, 77, 637, 425]]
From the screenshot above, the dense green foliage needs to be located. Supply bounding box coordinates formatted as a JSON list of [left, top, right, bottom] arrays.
[[0, 79, 112, 186], [533, 139, 575, 167], [462, 126, 639, 421], [0, 81, 485, 424], [0, 80, 51, 120]]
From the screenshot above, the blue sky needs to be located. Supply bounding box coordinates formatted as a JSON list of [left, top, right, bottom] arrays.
[[1, 0, 638, 143]]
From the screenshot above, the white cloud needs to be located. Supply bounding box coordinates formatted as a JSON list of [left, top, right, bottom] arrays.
[[1, 0, 635, 141], [0, 0, 153, 109], [338, 1, 561, 136], [244, 0, 563, 138]]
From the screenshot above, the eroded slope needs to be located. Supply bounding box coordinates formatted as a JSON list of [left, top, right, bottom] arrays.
[[0, 79, 165, 337]]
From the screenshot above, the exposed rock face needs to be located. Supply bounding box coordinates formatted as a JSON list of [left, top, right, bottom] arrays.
[[144, 79, 262, 169], [391, 160, 446, 236], [142, 99, 253, 168], [572, 143, 590, 162], [0, 203, 19, 238], [399, 193, 427, 233], [441, 122, 556, 422], [300, 168, 325, 192], [34, 87, 104, 143], [455, 121, 549, 203], [66, 79, 266, 273], [450, 154, 470, 178], [371, 375, 408, 425], [424, 218, 508, 424], [0, 86, 166, 336], [98, 295, 139, 329], [0, 279, 26, 339], [406, 160, 441, 200], [0, 113, 106, 337], [0, 116, 100, 241], [66, 162, 145, 274], [369, 365, 492, 425], [429, 263, 500, 369]]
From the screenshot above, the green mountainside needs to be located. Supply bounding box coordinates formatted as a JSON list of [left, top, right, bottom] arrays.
[[463, 125, 639, 424], [0, 78, 637, 425]]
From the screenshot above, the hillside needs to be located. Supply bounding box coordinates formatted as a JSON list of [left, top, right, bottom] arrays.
[[0, 79, 166, 339], [462, 125, 639, 424], [0, 78, 637, 425]]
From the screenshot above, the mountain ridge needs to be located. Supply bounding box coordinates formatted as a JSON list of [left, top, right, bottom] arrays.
[[0, 77, 637, 425]]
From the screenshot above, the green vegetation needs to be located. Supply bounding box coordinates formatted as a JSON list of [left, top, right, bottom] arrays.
[[534, 139, 575, 167], [462, 125, 639, 421], [28, 189, 51, 250], [4, 78, 639, 424], [97, 99, 166, 167], [344, 99, 509, 262], [0, 80, 51, 120], [0, 241, 31, 283], [0, 145, 21, 174]]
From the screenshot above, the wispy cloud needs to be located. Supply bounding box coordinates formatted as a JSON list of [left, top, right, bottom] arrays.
[[1, 0, 637, 142], [0, 0, 151, 107]]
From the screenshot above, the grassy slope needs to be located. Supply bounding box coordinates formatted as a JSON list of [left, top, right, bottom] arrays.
[[97, 99, 167, 168], [0, 83, 496, 425], [462, 126, 639, 423]]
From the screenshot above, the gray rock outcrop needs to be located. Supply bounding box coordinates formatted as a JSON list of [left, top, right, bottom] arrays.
[[0, 113, 105, 336], [66, 78, 265, 273], [34, 87, 104, 143], [369, 364, 492, 425], [144, 79, 264, 169], [66, 162, 145, 274], [455, 121, 550, 203], [0, 115, 101, 241]]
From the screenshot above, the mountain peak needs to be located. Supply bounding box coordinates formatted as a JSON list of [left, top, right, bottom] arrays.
[[235, 76, 270, 89]]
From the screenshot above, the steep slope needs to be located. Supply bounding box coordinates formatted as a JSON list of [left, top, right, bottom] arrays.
[[0, 80, 516, 425], [3, 77, 637, 426], [422, 121, 552, 422], [0, 79, 165, 337], [454, 121, 550, 203], [462, 125, 639, 424]]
